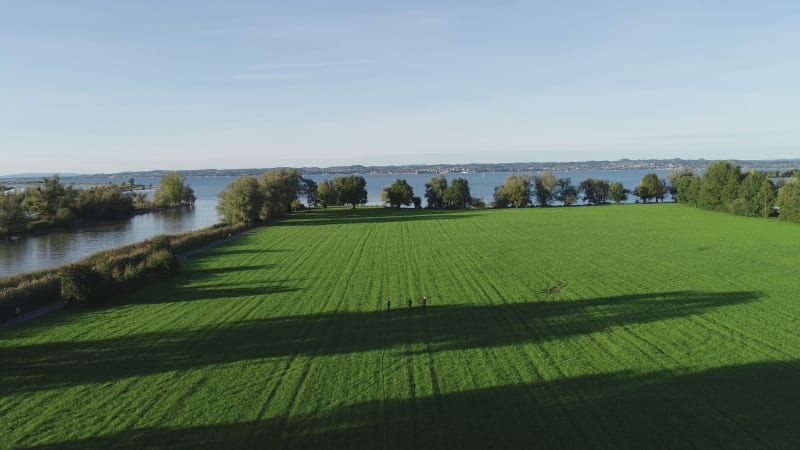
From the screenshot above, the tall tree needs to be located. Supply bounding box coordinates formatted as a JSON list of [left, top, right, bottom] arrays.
[[381, 178, 415, 208], [23, 175, 75, 221], [699, 161, 741, 211], [300, 178, 319, 208], [133, 192, 149, 209], [554, 177, 577, 206], [334, 175, 368, 209], [609, 182, 628, 204], [533, 171, 557, 206], [74, 185, 134, 219], [757, 177, 777, 218], [446, 178, 472, 208], [671, 170, 702, 206], [424, 175, 448, 209], [259, 169, 302, 219], [494, 174, 531, 208], [579, 177, 611, 205], [777, 177, 800, 222], [0, 190, 28, 236], [491, 185, 511, 208], [153, 173, 195, 207], [216, 176, 265, 225], [636, 173, 666, 203], [317, 180, 337, 210], [736, 171, 775, 217]]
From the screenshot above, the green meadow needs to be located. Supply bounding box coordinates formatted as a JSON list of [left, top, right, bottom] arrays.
[[3, 204, 800, 449]]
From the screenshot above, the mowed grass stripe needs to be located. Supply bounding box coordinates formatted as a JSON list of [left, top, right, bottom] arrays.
[[3, 205, 800, 449]]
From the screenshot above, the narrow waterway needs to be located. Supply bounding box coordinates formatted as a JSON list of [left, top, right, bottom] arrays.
[[0, 201, 219, 276]]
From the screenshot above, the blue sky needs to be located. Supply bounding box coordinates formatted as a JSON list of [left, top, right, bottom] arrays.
[[1, 1, 798, 174]]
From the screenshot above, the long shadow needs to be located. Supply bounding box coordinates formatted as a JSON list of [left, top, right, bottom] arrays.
[[180, 264, 278, 278], [200, 248, 290, 257], [274, 208, 477, 227], [133, 278, 302, 305], [0, 291, 759, 396], [19, 361, 800, 449]]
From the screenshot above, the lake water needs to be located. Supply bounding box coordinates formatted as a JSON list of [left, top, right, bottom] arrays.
[[0, 169, 671, 276]]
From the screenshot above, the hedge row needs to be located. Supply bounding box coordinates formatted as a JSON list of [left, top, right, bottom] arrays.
[[0, 222, 251, 323], [0, 273, 61, 321]]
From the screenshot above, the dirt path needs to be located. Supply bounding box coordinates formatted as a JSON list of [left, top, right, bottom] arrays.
[[0, 302, 64, 332]]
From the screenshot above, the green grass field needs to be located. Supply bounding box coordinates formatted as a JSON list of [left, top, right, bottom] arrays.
[[3, 204, 800, 449]]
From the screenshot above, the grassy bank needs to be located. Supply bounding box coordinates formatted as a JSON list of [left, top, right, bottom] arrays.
[[2, 205, 800, 449], [0, 222, 247, 321]]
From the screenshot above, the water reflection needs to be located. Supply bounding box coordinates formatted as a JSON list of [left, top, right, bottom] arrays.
[[0, 200, 218, 276]]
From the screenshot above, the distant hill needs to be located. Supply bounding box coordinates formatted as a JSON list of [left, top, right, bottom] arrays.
[[5, 158, 800, 180], [0, 173, 82, 179], [87, 158, 800, 178]]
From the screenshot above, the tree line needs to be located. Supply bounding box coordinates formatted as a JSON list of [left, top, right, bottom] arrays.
[[489, 172, 635, 207], [216, 170, 369, 225], [488, 165, 800, 219], [377, 175, 483, 209], [210, 163, 800, 226], [670, 160, 800, 221], [0, 173, 196, 237], [216, 170, 672, 222], [217, 171, 492, 225]]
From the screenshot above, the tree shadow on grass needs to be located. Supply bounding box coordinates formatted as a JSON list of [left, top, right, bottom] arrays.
[[19, 361, 800, 450], [133, 278, 301, 305], [275, 208, 477, 227], [0, 291, 759, 396], [199, 248, 290, 257], [180, 264, 278, 278]]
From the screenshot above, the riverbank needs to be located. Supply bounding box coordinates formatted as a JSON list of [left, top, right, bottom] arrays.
[[0, 224, 260, 331], [0, 221, 249, 324], [1, 202, 219, 276]]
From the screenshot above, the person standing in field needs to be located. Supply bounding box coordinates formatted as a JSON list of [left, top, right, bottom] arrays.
[[407, 297, 412, 311], [386, 298, 391, 311], [422, 296, 427, 307]]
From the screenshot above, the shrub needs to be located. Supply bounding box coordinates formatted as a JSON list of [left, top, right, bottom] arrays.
[[55, 207, 76, 223], [150, 234, 172, 251], [144, 249, 178, 277], [60, 263, 104, 306]]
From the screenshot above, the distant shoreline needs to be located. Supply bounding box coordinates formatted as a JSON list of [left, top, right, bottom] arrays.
[[3, 157, 799, 181]]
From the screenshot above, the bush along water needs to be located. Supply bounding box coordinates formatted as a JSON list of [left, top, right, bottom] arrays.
[[60, 235, 178, 306], [0, 222, 249, 321]]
